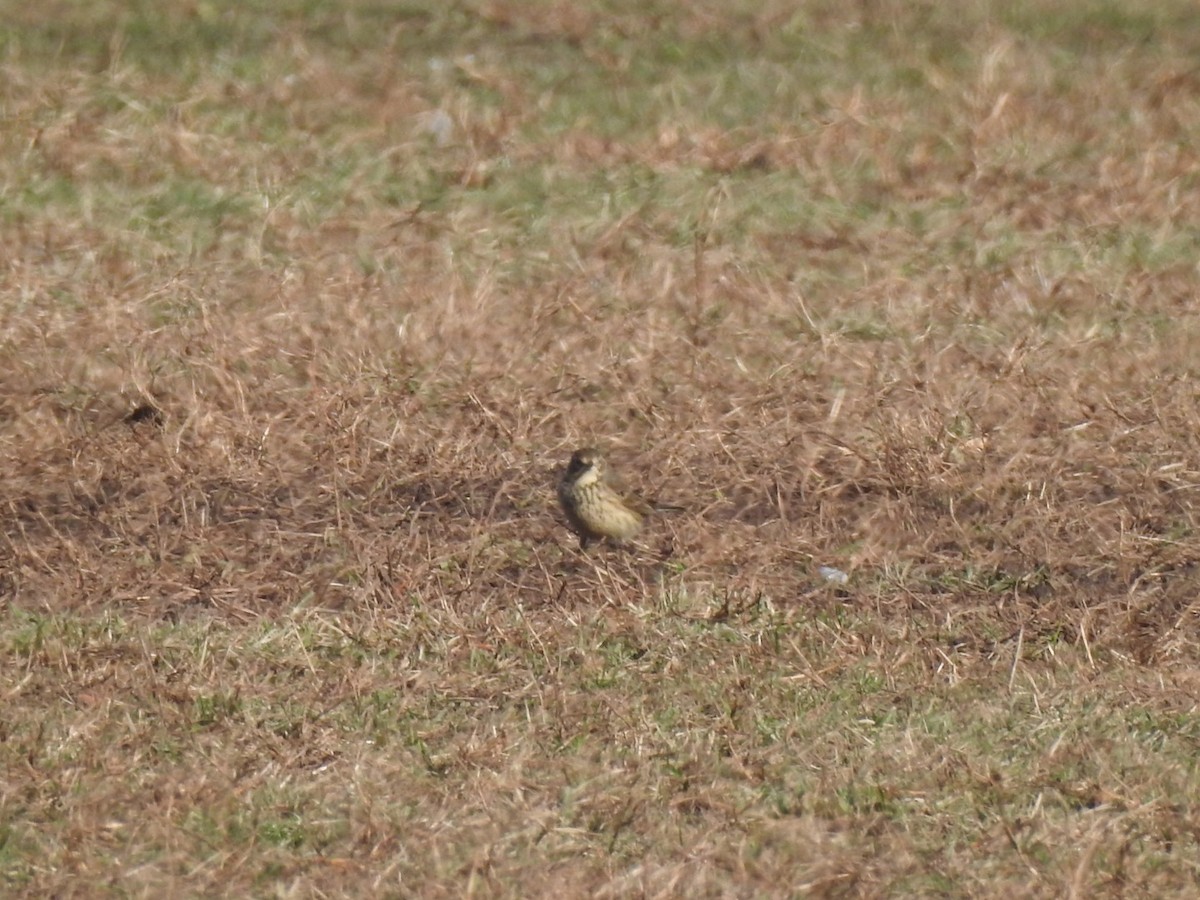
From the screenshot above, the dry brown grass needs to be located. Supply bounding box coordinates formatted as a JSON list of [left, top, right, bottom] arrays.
[[3, 0, 1200, 896]]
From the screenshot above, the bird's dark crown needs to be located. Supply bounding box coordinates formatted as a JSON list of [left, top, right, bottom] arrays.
[[566, 447, 601, 478]]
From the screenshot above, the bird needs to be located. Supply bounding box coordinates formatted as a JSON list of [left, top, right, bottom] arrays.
[[557, 447, 680, 549]]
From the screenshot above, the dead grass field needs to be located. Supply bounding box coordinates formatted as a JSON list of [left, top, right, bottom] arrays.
[[3, 0, 1200, 896]]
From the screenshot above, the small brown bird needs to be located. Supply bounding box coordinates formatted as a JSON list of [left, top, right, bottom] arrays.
[[557, 447, 680, 549]]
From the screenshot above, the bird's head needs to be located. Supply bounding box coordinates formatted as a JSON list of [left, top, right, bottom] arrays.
[[565, 447, 604, 486]]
